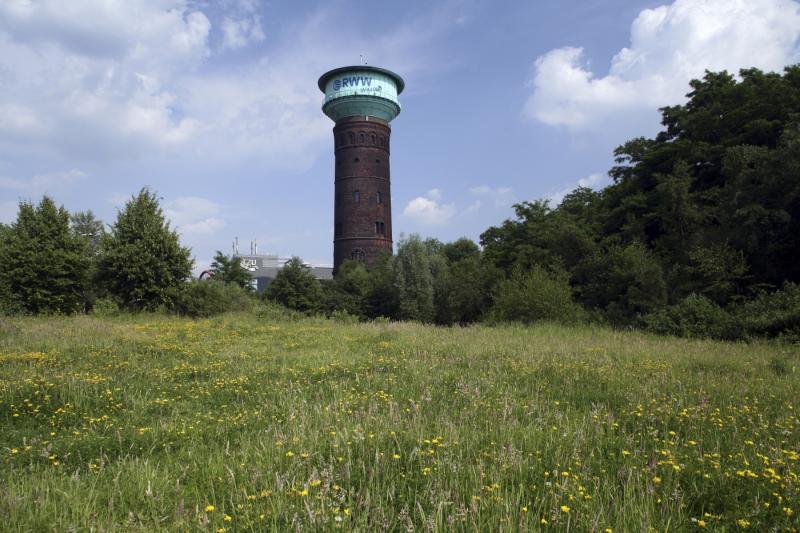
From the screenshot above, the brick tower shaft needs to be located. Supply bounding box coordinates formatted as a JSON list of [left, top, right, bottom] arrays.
[[318, 65, 403, 272], [333, 116, 392, 271]]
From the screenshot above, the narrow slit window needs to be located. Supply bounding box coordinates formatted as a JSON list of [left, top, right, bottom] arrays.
[[376, 191, 382, 204], [353, 190, 360, 204]]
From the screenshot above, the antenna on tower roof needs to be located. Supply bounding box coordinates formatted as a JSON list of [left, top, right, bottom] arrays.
[[360, 54, 367, 65]]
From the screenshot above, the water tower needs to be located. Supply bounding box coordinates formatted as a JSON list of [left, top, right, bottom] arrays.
[[318, 65, 404, 272]]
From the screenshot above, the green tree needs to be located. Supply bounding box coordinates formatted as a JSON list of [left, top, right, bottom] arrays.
[[209, 251, 254, 291], [489, 265, 584, 325], [70, 210, 105, 311], [448, 255, 499, 323], [364, 251, 399, 319], [96, 188, 193, 311], [442, 237, 481, 264], [70, 210, 105, 255], [323, 260, 371, 318], [265, 257, 322, 313], [393, 234, 434, 322], [0, 196, 88, 314], [574, 241, 666, 324]]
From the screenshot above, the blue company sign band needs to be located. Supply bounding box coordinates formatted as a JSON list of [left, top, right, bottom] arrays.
[[324, 70, 399, 106], [332, 76, 382, 91]]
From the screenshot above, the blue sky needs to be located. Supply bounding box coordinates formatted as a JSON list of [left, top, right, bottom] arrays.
[[1, 0, 799, 270]]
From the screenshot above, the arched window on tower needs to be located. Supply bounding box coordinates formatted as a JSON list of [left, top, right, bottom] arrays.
[[371, 134, 376, 144], [348, 132, 355, 144], [351, 248, 366, 262], [359, 133, 365, 144]]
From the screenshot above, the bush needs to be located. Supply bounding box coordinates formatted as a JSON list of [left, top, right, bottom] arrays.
[[173, 280, 254, 318], [264, 257, 323, 314], [642, 294, 737, 340], [91, 297, 120, 317], [254, 300, 303, 321], [488, 266, 585, 325], [733, 283, 800, 342]]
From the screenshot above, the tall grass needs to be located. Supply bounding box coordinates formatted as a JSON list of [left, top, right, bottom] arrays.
[[0, 313, 798, 531]]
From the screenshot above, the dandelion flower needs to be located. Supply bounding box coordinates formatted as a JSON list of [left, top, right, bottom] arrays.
[[205, 505, 215, 512], [560, 505, 570, 513]]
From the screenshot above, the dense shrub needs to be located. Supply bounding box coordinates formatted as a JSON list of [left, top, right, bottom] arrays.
[[173, 280, 254, 318], [254, 300, 303, 321], [0, 197, 88, 314], [91, 297, 120, 317], [489, 266, 585, 325], [734, 283, 800, 342], [264, 257, 323, 314], [642, 294, 737, 340]]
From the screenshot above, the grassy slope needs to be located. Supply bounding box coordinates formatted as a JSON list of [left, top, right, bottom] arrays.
[[0, 313, 798, 531]]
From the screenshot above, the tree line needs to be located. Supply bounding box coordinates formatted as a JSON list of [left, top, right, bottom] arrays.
[[1, 66, 798, 341]]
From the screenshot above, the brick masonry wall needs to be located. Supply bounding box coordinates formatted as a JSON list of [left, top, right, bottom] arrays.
[[332, 116, 392, 272]]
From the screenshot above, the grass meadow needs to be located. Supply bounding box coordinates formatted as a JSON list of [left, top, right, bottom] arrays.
[[0, 312, 798, 531]]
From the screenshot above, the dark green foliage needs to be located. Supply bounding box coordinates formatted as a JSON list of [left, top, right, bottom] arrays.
[[394, 235, 434, 322], [442, 237, 480, 263], [574, 241, 667, 324], [96, 188, 193, 311], [209, 251, 254, 291], [70, 210, 105, 311], [642, 294, 736, 340], [733, 283, 800, 342], [448, 255, 499, 324], [322, 260, 371, 318], [91, 297, 120, 317], [264, 257, 323, 313], [489, 266, 584, 325], [173, 280, 254, 318], [70, 210, 105, 255], [364, 251, 399, 319], [0, 197, 88, 314], [479, 66, 800, 337]]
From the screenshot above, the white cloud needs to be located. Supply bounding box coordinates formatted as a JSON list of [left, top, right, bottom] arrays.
[[0, 1, 459, 171], [0, 1, 212, 159], [548, 172, 610, 205], [524, 0, 800, 130], [165, 196, 226, 237], [221, 15, 265, 50], [469, 185, 515, 207], [402, 189, 456, 226], [0, 169, 86, 193], [464, 200, 482, 214]]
